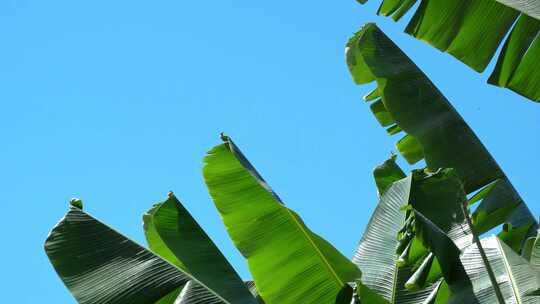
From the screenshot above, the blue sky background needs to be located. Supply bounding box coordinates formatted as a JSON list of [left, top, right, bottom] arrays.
[[1, 1, 539, 302]]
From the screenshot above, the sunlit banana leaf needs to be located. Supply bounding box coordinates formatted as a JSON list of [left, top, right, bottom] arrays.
[[346, 23, 537, 251], [144, 194, 257, 304], [450, 236, 540, 303], [357, 0, 540, 102], [45, 204, 245, 304], [353, 160, 444, 304], [202, 135, 361, 304]]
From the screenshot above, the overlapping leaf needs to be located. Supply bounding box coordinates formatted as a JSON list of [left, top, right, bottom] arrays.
[[45, 202, 257, 304], [450, 236, 540, 303], [357, 0, 540, 102], [45, 205, 189, 304], [202, 135, 361, 304], [144, 194, 257, 304], [346, 23, 537, 251], [353, 158, 445, 304]]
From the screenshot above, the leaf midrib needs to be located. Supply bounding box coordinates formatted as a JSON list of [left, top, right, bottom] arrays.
[[497, 238, 519, 304], [282, 203, 345, 290], [223, 140, 346, 292]]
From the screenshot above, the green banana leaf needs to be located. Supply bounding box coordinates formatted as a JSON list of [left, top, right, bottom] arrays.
[[155, 288, 184, 304], [353, 160, 445, 304], [409, 169, 472, 250], [45, 205, 188, 304], [174, 281, 225, 304], [529, 229, 540, 271], [373, 154, 406, 196], [143, 194, 257, 304], [357, 0, 540, 102], [346, 23, 537, 251], [45, 204, 246, 304], [496, 0, 540, 20], [202, 135, 361, 304], [450, 236, 540, 303]]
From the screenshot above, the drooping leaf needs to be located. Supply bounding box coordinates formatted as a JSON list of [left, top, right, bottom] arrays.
[[202, 136, 361, 304], [145, 194, 257, 304], [488, 14, 540, 101], [357, 0, 540, 102], [346, 23, 537, 250], [45, 206, 189, 304]]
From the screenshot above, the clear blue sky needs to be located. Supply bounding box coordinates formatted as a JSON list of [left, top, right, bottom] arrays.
[[1, 1, 539, 302]]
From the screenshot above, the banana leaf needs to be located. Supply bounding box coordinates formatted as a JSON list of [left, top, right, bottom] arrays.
[[356, 0, 540, 102], [202, 135, 361, 304], [144, 194, 257, 304], [409, 169, 472, 250], [353, 159, 447, 304], [450, 236, 540, 303], [346, 23, 537, 252], [496, 0, 540, 19], [44, 203, 247, 304]]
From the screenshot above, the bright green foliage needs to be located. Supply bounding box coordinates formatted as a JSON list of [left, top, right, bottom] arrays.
[[144, 194, 257, 304], [202, 137, 361, 304], [357, 0, 540, 102], [43, 5, 540, 303]]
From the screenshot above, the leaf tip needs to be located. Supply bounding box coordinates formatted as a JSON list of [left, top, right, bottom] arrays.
[[69, 198, 83, 210], [220, 132, 230, 142]]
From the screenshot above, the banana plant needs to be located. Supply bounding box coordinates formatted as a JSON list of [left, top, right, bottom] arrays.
[[356, 0, 540, 102], [346, 22, 537, 253], [45, 137, 540, 303], [356, 156, 540, 304], [43, 8, 540, 304], [45, 197, 260, 304]]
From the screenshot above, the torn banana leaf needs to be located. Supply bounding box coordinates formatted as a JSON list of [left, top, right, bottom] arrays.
[[346, 23, 537, 252], [357, 0, 540, 102]]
